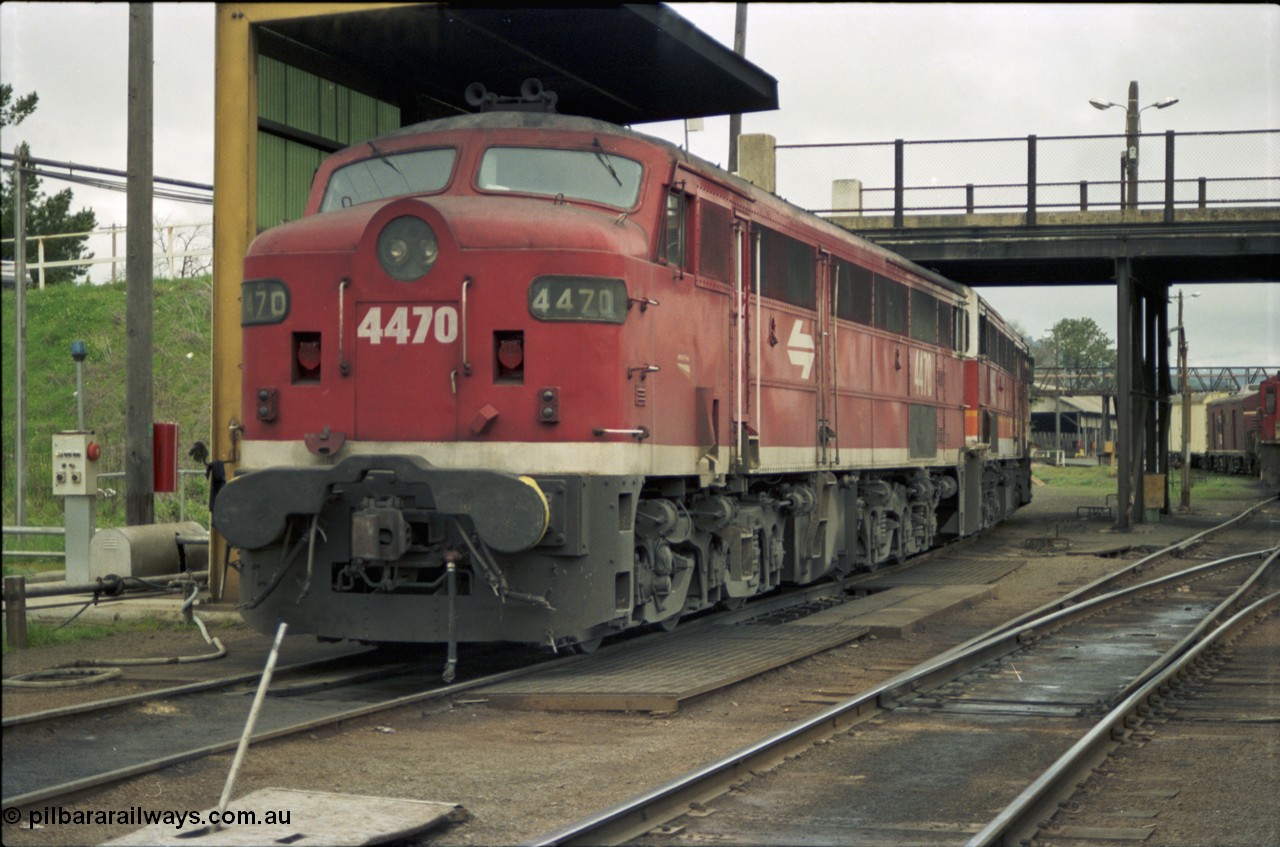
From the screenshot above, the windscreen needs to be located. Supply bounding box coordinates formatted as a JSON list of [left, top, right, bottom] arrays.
[[477, 146, 643, 209], [319, 148, 457, 212]]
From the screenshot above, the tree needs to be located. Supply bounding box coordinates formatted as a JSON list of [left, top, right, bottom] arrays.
[[1, 84, 38, 128], [1, 84, 97, 285], [1040, 317, 1117, 370]]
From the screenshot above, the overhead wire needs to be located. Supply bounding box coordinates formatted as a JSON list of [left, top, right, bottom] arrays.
[[0, 153, 213, 205]]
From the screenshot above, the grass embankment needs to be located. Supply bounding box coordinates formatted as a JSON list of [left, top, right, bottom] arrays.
[[2, 277, 213, 576], [1032, 462, 1264, 502], [2, 614, 196, 654]]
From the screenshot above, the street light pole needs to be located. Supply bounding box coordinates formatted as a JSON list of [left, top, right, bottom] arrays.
[[1044, 330, 1061, 463], [1090, 81, 1179, 211], [1125, 81, 1140, 211]]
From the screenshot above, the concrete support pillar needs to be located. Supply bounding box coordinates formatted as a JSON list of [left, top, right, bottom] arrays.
[[1115, 257, 1139, 529], [1134, 277, 1172, 518], [1141, 283, 1159, 517], [1117, 265, 1175, 526], [1155, 282, 1172, 513], [738, 133, 776, 194]]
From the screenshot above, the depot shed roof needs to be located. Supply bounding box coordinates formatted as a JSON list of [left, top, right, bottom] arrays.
[[256, 4, 779, 125]]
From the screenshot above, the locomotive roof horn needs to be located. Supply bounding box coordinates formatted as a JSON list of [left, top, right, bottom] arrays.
[[464, 79, 559, 114]]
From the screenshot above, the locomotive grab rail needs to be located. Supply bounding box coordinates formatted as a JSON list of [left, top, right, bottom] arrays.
[[337, 278, 350, 376], [593, 427, 651, 440], [460, 276, 473, 377]]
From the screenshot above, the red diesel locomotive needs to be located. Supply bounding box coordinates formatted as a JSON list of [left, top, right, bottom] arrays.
[[213, 106, 1032, 662], [1198, 372, 1280, 487]]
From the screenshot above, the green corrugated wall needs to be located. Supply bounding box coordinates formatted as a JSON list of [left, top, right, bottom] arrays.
[[256, 55, 400, 232]]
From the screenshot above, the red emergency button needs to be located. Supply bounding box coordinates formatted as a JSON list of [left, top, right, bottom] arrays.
[[86, 441, 101, 462]]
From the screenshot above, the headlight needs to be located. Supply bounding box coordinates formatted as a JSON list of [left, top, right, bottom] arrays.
[[377, 216, 438, 281]]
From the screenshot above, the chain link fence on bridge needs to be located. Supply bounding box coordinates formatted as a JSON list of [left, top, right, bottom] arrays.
[[776, 129, 1280, 218]]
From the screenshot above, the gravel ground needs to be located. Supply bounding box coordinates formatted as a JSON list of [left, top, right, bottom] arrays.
[[3, 478, 1275, 846]]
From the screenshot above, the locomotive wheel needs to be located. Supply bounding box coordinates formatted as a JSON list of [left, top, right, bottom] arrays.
[[658, 616, 680, 632], [571, 637, 604, 654], [721, 597, 746, 611]]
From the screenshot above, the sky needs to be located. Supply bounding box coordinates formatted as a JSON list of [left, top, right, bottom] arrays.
[[1, 2, 1276, 367]]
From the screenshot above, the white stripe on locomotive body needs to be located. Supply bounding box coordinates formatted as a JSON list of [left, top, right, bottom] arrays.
[[239, 439, 970, 478]]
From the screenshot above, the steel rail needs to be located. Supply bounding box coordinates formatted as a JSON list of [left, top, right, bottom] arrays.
[[2, 649, 375, 729], [969, 584, 1280, 847], [932, 496, 1277, 662], [9, 504, 1270, 818], [1111, 546, 1277, 707], [523, 542, 1276, 846], [0, 535, 965, 795], [877, 546, 1275, 708], [1, 653, 586, 810]]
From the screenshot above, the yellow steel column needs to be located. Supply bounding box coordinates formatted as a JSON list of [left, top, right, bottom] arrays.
[[211, 5, 258, 602], [211, 3, 420, 602]]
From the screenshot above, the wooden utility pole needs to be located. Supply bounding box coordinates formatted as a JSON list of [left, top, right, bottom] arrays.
[[13, 146, 27, 526], [126, 3, 155, 525], [727, 3, 747, 173]]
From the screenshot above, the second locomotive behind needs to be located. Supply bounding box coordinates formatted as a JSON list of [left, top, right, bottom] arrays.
[[214, 105, 1032, 656], [1195, 372, 1280, 487]]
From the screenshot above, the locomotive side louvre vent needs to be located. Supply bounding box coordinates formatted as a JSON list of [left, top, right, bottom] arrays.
[[635, 383, 647, 406]]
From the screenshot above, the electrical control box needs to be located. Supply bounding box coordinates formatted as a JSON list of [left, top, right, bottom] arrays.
[[52, 431, 99, 496]]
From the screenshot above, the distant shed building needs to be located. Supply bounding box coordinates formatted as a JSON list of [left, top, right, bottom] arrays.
[[1031, 395, 1109, 458]]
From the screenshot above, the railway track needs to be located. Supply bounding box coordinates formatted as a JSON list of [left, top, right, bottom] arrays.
[[4, 499, 1273, 834], [523, 504, 1278, 846], [1, 572, 869, 811], [972, 580, 1278, 847], [1028, 598, 1280, 847], [0, 645, 568, 809], [1, 649, 380, 728], [0, 564, 907, 812]]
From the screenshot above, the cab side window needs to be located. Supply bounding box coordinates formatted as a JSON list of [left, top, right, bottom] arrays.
[[662, 187, 689, 270]]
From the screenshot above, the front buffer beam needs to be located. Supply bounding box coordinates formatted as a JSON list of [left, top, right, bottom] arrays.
[[213, 454, 549, 554]]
